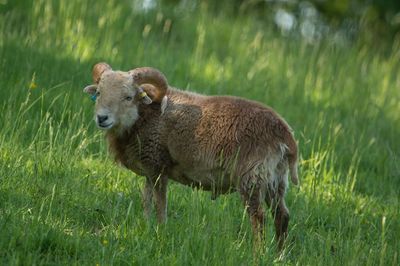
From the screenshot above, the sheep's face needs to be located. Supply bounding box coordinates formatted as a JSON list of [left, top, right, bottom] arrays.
[[84, 71, 151, 131]]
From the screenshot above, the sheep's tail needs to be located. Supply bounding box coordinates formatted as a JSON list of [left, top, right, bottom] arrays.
[[285, 132, 299, 186], [288, 154, 299, 185]]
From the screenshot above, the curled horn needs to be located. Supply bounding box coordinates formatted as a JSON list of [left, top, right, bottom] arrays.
[[129, 67, 168, 103], [92, 62, 112, 84]]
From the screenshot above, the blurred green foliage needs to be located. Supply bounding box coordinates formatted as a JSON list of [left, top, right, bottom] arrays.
[[161, 0, 400, 40]]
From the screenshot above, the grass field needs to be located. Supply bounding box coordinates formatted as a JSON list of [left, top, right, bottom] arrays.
[[0, 0, 399, 265]]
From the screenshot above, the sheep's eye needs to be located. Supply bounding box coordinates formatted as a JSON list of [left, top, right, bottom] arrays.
[[96, 91, 100, 96], [125, 96, 133, 101]]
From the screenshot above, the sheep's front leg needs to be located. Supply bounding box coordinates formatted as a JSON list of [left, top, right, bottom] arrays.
[[142, 178, 153, 220], [153, 175, 168, 223]]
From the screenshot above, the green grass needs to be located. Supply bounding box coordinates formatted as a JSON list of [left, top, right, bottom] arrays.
[[0, 0, 399, 265]]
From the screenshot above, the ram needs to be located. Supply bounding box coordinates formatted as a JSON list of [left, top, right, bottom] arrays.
[[84, 63, 299, 249]]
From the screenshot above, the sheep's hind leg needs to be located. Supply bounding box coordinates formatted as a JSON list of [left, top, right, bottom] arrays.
[[239, 175, 265, 242], [272, 198, 289, 251], [269, 182, 289, 251]]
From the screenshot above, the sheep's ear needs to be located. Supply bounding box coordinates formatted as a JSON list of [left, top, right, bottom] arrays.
[[137, 86, 152, 105], [83, 84, 97, 95]]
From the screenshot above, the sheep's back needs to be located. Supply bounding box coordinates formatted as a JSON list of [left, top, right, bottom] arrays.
[[162, 90, 292, 175]]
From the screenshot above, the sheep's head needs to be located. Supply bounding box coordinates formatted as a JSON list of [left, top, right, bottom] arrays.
[[83, 62, 168, 132]]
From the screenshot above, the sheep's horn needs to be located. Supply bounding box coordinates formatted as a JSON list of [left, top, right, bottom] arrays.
[[129, 67, 168, 103], [92, 62, 112, 84]]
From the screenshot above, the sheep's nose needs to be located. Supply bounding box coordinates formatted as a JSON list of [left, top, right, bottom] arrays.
[[97, 115, 108, 123]]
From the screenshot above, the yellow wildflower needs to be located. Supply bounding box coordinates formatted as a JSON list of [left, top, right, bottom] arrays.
[[29, 82, 37, 90], [29, 73, 37, 90], [102, 239, 108, 245]]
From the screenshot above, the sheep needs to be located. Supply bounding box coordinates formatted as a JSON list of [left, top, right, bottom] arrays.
[[83, 62, 299, 249]]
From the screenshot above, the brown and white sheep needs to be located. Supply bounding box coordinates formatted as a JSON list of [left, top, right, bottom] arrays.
[[83, 62, 299, 249]]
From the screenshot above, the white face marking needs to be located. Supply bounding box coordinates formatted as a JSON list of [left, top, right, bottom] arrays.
[[95, 104, 139, 133], [119, 105, 139, 129]]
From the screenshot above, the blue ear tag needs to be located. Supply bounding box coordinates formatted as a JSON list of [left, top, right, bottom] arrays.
[[91, 94, 97, 102]]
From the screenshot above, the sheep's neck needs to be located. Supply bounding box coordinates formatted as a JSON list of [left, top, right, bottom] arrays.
[[106, 127, 139, 170]]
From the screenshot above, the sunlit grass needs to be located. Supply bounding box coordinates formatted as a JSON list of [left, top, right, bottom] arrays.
[[0, 0, 399, 265]]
